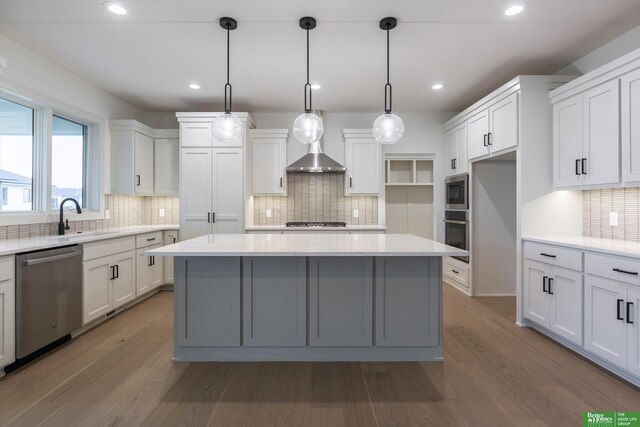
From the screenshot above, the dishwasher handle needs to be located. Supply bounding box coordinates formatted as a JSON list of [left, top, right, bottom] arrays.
[[22, 249, 82, 267]]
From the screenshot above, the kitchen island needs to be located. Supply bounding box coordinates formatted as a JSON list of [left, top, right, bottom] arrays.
[[147, 233, 467, 362]]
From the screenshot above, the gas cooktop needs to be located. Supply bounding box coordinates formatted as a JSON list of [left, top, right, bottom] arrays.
[[285, 222, 347, 228]]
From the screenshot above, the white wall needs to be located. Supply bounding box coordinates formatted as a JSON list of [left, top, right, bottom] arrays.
[[556, 25, 640, 75], [252, 111, 453, 241]]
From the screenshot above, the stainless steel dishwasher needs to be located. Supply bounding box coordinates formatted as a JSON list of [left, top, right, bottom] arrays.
[[15, 245, 83, 359]]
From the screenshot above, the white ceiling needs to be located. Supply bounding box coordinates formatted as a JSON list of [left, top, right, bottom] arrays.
[[1, 0, 639, 113]]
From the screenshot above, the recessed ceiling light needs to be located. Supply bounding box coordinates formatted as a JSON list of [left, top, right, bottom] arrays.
[[189, 83, 201, 90], [103, 2, 127, 15], [505, 3, 528, 16], [311, 84, 321, 90], [431, 83, 444, 90]]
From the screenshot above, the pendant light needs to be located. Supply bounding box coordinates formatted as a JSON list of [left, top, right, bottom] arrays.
[[212, 17, 243, 145], [372, 17, 404, 145], [292, 17, 324, 145]]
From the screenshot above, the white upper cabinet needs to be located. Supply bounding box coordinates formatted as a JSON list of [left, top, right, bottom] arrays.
[[553, 80, 620, 188], [344, 129, 380, 195], [134, 132, 154, 194], [180, 122, 213, 147], [488, 93, 518, 153], [110, 120, 179, 196], [467, 109, 490, 160], [154, 137, 179, 195], [553, 94, 583, 188], [250, 129, 288, 195], [582, 80, 620, 186], [622, 68, 640, 183], [445, 123, 468, 177]]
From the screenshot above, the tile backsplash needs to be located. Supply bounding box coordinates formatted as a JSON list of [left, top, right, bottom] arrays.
[[253, 173, 378, 225], [583, 188, 639, 241], [0, 195, 179, 241]]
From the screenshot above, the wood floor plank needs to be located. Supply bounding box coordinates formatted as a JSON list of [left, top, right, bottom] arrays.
[[0, 286, 638, 427]]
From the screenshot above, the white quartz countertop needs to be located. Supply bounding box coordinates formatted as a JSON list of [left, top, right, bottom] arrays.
[[0, 225, 179, 257], [147, 233, 467, 257], [523, 235, 640, 259], [245, 225, 388, 231]]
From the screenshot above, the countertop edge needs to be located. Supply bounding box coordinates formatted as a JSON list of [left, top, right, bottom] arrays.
[[0, 225, 180, 257], [522, 236, 640, 259]]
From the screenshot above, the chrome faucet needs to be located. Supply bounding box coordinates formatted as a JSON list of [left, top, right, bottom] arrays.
[[58, 198, 82, 235]]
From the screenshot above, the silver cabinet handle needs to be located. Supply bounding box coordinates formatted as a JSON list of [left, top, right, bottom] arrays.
[[22, 250, 82, 266]]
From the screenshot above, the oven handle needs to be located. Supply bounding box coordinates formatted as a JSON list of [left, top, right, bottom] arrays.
[[443, 219, 468, 225]]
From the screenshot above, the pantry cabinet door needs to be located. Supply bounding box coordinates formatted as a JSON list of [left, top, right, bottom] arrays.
[[180, 148, 212, 240], [212, 148, 244, 234]]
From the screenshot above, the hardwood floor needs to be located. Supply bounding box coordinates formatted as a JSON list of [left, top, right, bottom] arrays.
[[1, 285, 638, 427]]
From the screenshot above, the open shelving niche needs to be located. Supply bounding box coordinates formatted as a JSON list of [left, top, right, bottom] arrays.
[[383, 154, 435, 239]]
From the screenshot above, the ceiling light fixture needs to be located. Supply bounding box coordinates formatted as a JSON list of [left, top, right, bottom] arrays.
[[212, 17, 243, 145], [432, 83, 444, 90], [189, 83, 201, 90], [372, 17, 404, 145], [505, 3, 528, 16], [103, 2, 127, 15], [292, 17, 324, 145]]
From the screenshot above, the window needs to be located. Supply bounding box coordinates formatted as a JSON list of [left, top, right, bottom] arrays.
[[52, 115, 87, 209], [23, 188, 31, 202], [0, 98, 34, 211]]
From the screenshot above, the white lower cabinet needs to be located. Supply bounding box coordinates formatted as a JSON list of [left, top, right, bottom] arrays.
[[523, 259, 583, 346], [83, 249, 136, 324], [163, 230, 179, 284], [136, 244, 164, 296], [627, 286, 640, 377], [584, 275, 630, 369], [0, 255, 15, 370]]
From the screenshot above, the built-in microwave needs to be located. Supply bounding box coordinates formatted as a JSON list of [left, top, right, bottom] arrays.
[[445, 174, 468, 210]]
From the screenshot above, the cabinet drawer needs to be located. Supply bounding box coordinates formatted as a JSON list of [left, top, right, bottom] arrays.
[[524, 241, 583, 271], [0, 256, 14, 281], [444, 259, 469, 288], [83, 237, 135, 261], [136, 232, 163, 248], [585, 252, 640, 286]]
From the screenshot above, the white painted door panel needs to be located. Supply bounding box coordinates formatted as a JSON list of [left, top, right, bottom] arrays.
[[455, 124, 469, 174], [252, 138, 286, 195], [212, 148, 243, 234], [627, 285, 640, 377], [180, 148, 212, 240], [584, 275, 627, 368], [0, 277, 15, 369], [345, 138, 380, 194], [622, 68, 640, 183], [444, 129, 457, 176], [548, 267, 583, 346], [180, 122, 212, 147], [553, 94, 583, 188], [467, 109, 490, 160], [83, 257, 112, 324], [136, 248, 152, 296], [154, 138, 179, 194], [582, 80, 620, 186], [134, 131, 154, 194], [112, 251, 135, 308], [524, 261, 549, 327], [489, 93, 518, 153]]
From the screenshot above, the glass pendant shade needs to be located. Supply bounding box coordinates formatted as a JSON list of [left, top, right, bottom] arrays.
[[293, 112, 324, 144], [213, 112, 243, 145], [372, 113, 404, 144]]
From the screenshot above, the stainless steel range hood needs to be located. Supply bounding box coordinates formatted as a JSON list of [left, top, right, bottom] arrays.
[[285, 111, 346, 173], [285, 141, 346, 173]]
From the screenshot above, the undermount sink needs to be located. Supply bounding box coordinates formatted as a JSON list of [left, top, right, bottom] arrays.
[[55, 230, 119, 239]]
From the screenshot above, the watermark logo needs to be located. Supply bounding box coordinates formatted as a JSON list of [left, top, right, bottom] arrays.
[[582, 412, 640, 427]]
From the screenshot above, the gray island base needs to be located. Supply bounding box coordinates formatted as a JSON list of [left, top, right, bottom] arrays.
[[147, 234, 467, 362]]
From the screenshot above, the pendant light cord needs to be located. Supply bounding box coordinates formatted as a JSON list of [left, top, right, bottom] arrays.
[[384, 24, 392, 114], [224, 23, 232, 113], [304, 24, 312, 113]]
